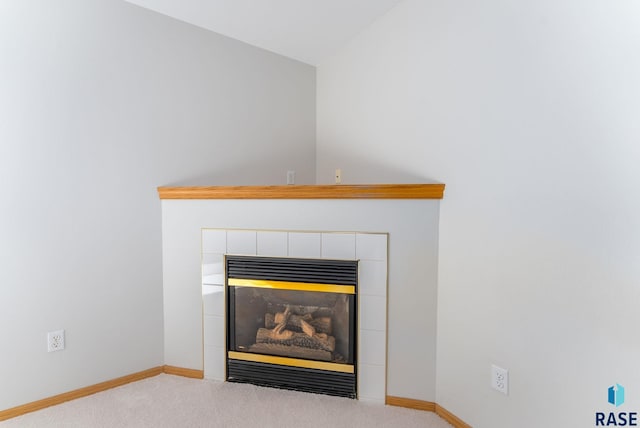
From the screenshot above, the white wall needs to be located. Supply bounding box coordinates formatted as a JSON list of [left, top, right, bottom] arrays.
[[0, 0, 315, 411], [317, 0, 640, 426]]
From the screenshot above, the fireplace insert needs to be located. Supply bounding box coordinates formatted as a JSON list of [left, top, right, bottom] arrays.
[[225, 255, 358, 398]]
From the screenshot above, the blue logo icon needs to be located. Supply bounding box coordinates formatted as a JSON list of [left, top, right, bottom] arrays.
[[609, 384, 625, 407]]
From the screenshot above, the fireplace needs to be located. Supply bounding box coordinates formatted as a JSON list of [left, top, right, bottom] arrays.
[[162, 186, 441, 404], [225, 255, 358, 398]]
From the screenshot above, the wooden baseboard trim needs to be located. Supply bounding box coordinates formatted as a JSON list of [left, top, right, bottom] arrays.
[[436, 404, 472, 428], [0, 366, 164, 422], [386, 396, 471, 428], [0, 365, 204, 421], [163, 365, 204, 379], [385, 396, 436, 412]]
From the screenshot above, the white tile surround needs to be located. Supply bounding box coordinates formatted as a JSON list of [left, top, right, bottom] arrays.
[[202, 229, 388, 402]]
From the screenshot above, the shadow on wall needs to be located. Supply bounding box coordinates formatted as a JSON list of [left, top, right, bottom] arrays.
[[315, 151, 441, 185]]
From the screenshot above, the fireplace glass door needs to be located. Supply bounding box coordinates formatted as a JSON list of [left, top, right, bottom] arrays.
[[229, 284, 354, 365]]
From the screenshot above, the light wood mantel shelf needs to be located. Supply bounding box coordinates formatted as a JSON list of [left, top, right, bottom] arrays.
[[157, 184, 445, 200]]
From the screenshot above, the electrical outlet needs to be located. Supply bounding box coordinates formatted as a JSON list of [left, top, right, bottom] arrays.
[[47, 330, 65, 352], [491, 364, 508, 394], [286, 170, 295, 185], [335, 169, 341, 184]]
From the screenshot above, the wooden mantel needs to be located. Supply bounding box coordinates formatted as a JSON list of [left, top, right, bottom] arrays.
[[157, 184, 445, 200]]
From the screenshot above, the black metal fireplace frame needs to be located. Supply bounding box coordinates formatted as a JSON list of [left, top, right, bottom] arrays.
[[225, 255, 358, 398]]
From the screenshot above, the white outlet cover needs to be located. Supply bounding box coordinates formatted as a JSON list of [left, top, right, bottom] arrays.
[[47, 329, 65, 352], [491, 364, 509, 395]]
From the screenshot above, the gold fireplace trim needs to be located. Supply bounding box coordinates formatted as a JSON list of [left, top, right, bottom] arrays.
[[227, 278, 355, 295], [228, 351, 355, 374]]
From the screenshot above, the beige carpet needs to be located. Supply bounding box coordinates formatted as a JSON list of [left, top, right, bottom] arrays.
[[0, 374, 453, 427]]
